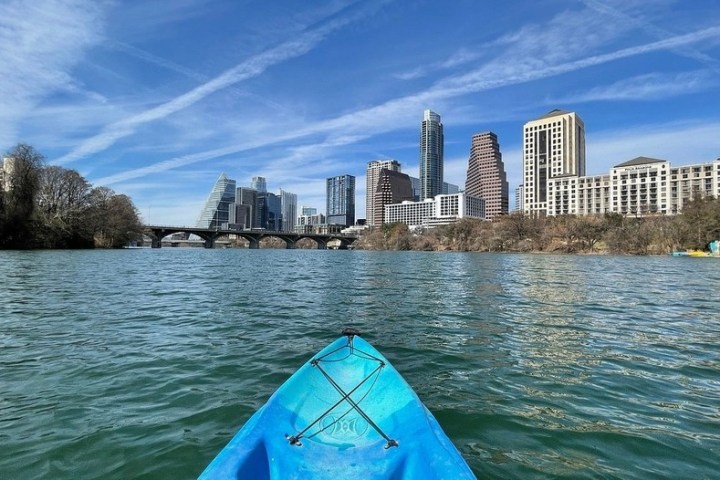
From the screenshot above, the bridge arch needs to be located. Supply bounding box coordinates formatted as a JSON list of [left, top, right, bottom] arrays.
[[143, 225, 356, 250]]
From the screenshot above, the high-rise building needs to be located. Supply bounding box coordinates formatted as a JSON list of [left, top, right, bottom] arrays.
[[301, 206, 317, 216], [442, 182, 460, 195], [251, 176, 267, 192], [420, 109, 444, 200], [196, 173, 236, 229], [515, 184, 524, 212], [279, 189, 298, 232], [366, 160, 401, 227], [372, 169, 414, 227], [233, 187, 258, 229], [408, 176, 421, 201], [257, 191, 281, 230], [465, 131, 509, 220], [523, 109, 585, 216], [326, 175, 356, 227]]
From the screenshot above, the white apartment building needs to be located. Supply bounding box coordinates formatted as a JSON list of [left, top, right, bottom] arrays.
[[545, 157, 720, 217], [668, 160, 720, 214], [384, 192, 485, 228], [523, 110, 585, 215]]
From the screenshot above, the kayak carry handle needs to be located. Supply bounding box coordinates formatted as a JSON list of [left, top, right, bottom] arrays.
[[342, 327, 361, 338]]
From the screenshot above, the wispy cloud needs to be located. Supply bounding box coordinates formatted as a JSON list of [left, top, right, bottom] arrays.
[[92, 21, 720, 189], [0, 0, 106, 146], [578, 0, 720, 69], [548, 70, 718, 103], [587, 121, 720, 172], [428, 25, 720, 100], [56, 0, 387, 165], [392, 48, 485, 81]]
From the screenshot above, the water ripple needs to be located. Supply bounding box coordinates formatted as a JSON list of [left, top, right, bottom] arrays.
[[1, 250, 719, 479]]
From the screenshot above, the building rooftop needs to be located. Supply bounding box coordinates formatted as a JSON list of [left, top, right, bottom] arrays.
[[534, 109, 572, 120], [614, 156, 669, 168]]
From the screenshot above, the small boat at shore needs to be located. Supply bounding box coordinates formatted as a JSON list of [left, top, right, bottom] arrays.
[[198, 329, 476, 479], [670, 240, 720, 257]]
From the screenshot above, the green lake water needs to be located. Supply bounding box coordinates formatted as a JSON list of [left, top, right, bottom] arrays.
[[1, 249, 719, 479]]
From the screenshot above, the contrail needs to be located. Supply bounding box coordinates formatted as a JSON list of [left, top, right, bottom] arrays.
[[56, 1, 383, 165]]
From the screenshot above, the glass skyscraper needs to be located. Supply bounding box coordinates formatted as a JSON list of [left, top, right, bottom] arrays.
[[257, 191, 281, 230], [326, 175, 355, 227], [196, 173, 236, 229], [419, 109, 444, 201], [279, 189, 298, 232], [251, 176, 267, 192]]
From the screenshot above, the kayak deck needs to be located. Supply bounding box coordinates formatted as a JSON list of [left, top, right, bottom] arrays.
[[198, 331, 476, 479]]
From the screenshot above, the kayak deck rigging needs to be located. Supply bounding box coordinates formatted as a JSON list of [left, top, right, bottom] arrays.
[[287, 330, 398, 449]]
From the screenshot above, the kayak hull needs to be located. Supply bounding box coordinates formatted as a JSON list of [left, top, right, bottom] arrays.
[[198, 334, 476, 479]]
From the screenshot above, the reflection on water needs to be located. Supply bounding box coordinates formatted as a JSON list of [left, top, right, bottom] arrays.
[[1, 250, 719, 479]]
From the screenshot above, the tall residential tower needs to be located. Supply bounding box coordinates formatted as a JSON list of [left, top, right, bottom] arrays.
[[465, 131, 508, 220], [366, 160, 401, 227], [326, 175, 356, 227], [419, 110, 444, 201], [523, 109, 585, 216]]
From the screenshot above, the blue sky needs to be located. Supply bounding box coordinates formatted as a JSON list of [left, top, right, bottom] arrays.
[[2, 0, 719, 225]]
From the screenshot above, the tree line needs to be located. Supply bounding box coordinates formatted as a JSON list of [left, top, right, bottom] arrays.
[[355, 198, 720, 255], [0, 144, 143, 249]]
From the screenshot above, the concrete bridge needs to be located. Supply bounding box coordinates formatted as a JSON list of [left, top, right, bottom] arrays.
[[144, 225, 358, 249]]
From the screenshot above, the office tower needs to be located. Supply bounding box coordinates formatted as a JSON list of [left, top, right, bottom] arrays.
[[257, 191, 281, 230], [372, 169, 414, 226], [279, 189, 298, 232], [419, 109, 444, 200], [366, 160, 401, 227], [515, 184, 524, 212], [234, 187, 258, 229], [442, 182, 459, 195], [523, 109, 585, 216], [196, 173, 236, 229], [408, 176, 421, 201], [465, 131, 509, 220], [251, 176, 267, 192], [326, 175, 356, 227], [301, 206, 317, 216]]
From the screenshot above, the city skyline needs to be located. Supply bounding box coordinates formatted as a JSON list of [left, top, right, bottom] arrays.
[[2, 0, 719, 226]]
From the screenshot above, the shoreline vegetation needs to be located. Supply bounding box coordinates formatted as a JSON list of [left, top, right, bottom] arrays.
[[349, 206, 720, 255], [0, 144, 143, 249]]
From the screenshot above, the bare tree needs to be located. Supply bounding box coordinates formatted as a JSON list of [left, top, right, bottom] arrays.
[[0, 144, 44, 247], [88, 188, 143, 248], [34, 166, 94, 246]]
